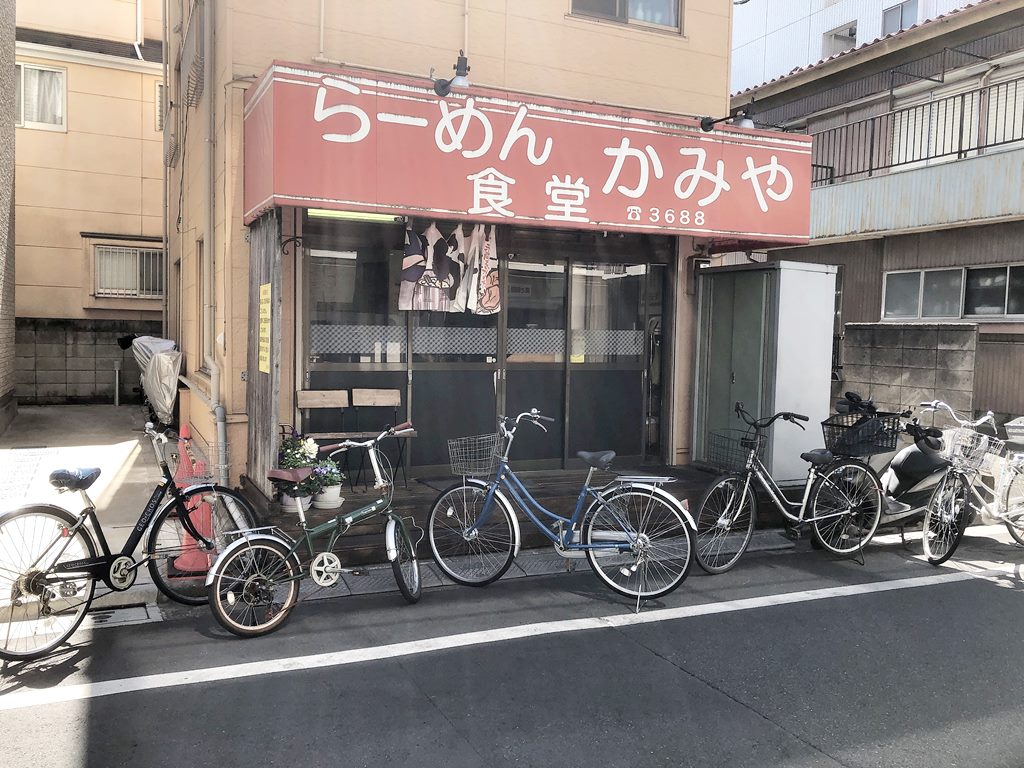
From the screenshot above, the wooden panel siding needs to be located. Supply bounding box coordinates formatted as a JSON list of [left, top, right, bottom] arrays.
[[772, 240, 884, 324], [976, 335, 1024, 416], [245, 211, 282, 500]]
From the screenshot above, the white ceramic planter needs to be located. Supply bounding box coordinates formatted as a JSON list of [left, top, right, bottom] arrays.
[[312, 484, 344, 510], [284, 494, 313, 512]]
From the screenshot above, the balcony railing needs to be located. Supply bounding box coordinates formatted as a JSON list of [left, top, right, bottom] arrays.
[[811, 75, 1024, 187]]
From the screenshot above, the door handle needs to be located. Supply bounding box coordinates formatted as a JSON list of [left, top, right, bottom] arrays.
[[731, 371, 736, 384]]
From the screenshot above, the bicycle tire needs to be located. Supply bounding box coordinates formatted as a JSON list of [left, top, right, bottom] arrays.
[[0, 506, 97, 661], [146, 485, 257, 605], [1002, 470, 1024, 546], [694, 474, 757, 574], [388, 516, 422, 604], [583, 485, 694, 600], [923, 471, 969, 565], [428, 480, 517, 587], [207, 538, 299, 638], [809, 459, 882, 555]]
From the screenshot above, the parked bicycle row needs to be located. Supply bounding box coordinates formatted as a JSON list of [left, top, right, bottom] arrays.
[[1, 395, 1020, 662], [695, 394, 1024, 573]]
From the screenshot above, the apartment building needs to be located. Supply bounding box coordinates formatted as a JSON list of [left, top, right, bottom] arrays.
[[14, 0, 164, 407], [730, 0, 1024, 425], [732, 0, 974, 93], [164, 0, 812, 498]]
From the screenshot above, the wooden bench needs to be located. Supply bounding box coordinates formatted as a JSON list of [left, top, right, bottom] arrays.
[[297, 388, 415, 488]]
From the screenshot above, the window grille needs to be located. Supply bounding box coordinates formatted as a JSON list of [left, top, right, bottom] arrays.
[[96, 246, 164, 298]]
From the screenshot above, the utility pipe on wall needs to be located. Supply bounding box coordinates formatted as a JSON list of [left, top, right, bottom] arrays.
[[313, 0, 344, 66], [134, 0, 144, 60]]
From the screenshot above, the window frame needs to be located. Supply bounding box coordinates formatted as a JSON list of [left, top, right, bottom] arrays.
[[881, 264, 1024, 321], [14, 61, 67, 133], [882, 0, 918, 37], [94, 244, 165, 300], [569, 0, 683, 33]]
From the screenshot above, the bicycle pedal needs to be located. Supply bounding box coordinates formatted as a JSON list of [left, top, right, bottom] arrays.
[[782, 527, 802, 541]]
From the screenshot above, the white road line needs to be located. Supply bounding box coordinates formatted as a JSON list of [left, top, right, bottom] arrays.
[[0, 570, 978, 712]]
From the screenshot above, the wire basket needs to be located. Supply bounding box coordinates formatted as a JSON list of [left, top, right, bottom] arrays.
[[448, 433, 502, 477], [821, 413, 900, 456], [705, 430, 766, 473], [942, 427, 1005, 473]]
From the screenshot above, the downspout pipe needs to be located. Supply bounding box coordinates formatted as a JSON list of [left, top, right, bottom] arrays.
[[203, 1, 228, 487], [134, 0, 144, 60], [313, 0, 344, 66]]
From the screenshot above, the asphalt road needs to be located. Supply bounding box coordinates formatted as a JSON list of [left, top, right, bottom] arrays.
[[2, 527, 1024, 768]]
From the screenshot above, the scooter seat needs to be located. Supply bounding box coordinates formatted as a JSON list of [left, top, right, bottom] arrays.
[[800, 449, 834, 466]]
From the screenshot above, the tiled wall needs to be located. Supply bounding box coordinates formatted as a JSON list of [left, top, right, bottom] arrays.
[[15, 318, 163, 405]]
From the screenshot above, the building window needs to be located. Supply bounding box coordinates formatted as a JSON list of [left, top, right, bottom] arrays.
[[155, 82, 166, 131], [571, 0, 680, 30], [822, 23, 857, 58], [95, 245, 164, 298], [14, 62, 66, 131], [882, 265, 1024, 319], [882, 0, 918, 36]]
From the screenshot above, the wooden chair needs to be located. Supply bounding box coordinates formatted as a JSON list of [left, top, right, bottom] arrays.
[[296, 389, 357, 490], [350, 388, 415, 488]]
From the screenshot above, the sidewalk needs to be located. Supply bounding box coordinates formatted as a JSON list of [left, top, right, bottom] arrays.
[[0, 404, 164, 608]]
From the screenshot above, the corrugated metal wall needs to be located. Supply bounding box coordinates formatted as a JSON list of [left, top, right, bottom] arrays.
[[976, 335, 1024, 414], [882, 219, 1024, 270], [773, 239, 884, 324]]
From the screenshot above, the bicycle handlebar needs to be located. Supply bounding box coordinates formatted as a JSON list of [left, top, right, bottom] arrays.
[[319, 422, 416, 455], [734, 402, 808, 431], [918, 400, 996, 431]]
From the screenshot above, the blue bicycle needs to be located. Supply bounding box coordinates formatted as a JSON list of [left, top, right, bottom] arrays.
[[427, 409, 697, 602]]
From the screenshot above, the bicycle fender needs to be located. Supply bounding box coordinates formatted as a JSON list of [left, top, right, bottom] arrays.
[[462, 477, 522, 557], [205, 532, 300, 587], [385, 517, 399, 562], [618, 483, 697, 531]]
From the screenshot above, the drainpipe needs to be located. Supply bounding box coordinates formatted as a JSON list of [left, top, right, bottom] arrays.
[[977, 64, 1001, 156], [313, 0, 344, 66], [463, 0, 469, 55], [204, 1, 229, 487], [161, 0, 168, 337], [133, 0, 144, 60]]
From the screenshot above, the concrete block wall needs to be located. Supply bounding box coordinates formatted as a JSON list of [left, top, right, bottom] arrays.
[[15, 318, 163, 405], [839, 323, 978, 427]]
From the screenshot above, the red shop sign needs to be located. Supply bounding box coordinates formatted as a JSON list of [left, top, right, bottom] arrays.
[[243, 62, 811, 244]]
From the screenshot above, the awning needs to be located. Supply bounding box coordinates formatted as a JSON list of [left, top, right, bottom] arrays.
[[243, 61, 811, 248]]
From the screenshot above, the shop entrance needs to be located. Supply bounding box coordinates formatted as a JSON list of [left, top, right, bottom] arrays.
[[300, 216, 672, 474]]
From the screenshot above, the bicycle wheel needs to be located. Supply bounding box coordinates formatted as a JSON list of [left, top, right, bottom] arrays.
[[388, 516, 421, 604], [147, 486, 257, 605], [809, 460, 882, 555], [1002, 470, 1024, 546], [694, 474, 757, 574], [583, 486, 694, 600], [0, 506, 97, 661], [207, 538, 299, 638], [923, 472, 969, 565], [428, 481, 517, 586]]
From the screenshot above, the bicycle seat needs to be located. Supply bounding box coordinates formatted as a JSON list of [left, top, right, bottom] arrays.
[[577, 450, 616, 471], [49, 468, 101, 491], [268, 468, 312, 484], [799, 449, 834, 466]]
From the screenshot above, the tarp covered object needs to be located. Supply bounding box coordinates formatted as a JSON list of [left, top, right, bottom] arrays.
[[131, 336, 182, 424]]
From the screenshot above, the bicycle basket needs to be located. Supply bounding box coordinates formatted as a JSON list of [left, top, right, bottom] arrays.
[[448, 433, 501, 476], [821, 413, 900, 456], [705, 430, 765, 473], [942, 427, 1005, 473]]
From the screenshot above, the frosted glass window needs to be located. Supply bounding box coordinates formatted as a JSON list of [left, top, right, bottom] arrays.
[[883, 272, 921, 319], [921, 270, 962, 317]]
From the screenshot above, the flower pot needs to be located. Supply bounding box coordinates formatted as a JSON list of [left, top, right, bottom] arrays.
[[283, 494, 313, 512], [313, 484, 344, 510]]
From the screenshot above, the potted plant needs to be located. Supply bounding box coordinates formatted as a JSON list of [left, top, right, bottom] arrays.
[[278, 433, 320, 511], [311, 459, 345, 509]]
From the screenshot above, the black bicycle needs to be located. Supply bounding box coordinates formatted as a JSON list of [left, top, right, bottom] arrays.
[[0, 423, 256, 661]]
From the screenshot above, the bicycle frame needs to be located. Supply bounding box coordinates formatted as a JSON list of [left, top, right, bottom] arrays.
[[472, 460, 645, 553], [737, 450, 863, 526]]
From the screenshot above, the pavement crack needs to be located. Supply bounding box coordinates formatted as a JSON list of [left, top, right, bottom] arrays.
[[612, 625, 855, 768]]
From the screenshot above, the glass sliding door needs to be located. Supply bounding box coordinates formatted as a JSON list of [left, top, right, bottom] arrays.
[[567, 262, 647, 464], [504, 258, 567, 468]]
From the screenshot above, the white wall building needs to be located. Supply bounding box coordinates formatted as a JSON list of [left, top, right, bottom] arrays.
[[732, 0, 976, 93]]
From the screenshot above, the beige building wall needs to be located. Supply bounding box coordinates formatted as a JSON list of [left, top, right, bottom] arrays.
[[167, 0, 734, 480], [14, 0, 165, 405]]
